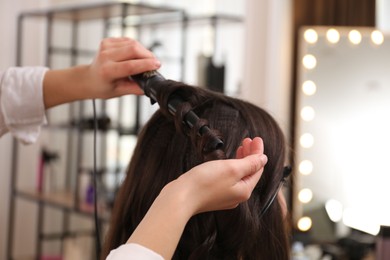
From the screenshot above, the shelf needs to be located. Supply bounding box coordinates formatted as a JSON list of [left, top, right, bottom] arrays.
[[43, 123, 139, 135], [48, 46, 182, 63], [19, 2, 242, 27], [16, 188, 110, 221], [115, 13, 243, 27], [13, 257, 36, 260], [20, 2, 182, 21], [8, 2, 244, 259], [187, 14, 244, 24], [48, 47, 96, 57]]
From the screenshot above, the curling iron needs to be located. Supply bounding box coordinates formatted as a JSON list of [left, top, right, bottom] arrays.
[[130, 71, 224, 151]]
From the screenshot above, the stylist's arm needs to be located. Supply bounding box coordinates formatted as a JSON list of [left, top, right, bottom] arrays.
[[0, 37, 160, 143], [119, 137, 267, 260], [43, 37, 161, 108]]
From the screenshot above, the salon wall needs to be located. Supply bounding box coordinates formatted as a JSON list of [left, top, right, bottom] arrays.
[[0, 0, 293, 259], [377, 0, 390, 31], [242, 0, 293, 136], [0, 1, 50, 258]]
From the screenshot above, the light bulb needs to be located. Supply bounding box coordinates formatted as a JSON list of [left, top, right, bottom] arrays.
[[326, 28, 340, 44], [299, 160, 313, 175], [349, 30, 362, 45], [302, 80, 317, 96], [304, 29, 318, 44], [297, 216, 312, 231], [371, 30, 384, 45], [302, 55, 317, 70], [300, 133, 314, 148], [298, 188, 313, 203], [300, 106, 315, 121]]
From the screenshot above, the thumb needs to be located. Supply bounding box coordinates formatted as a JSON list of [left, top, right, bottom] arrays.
[[233, 154, 267, 202], [236, 154, 268, 180]]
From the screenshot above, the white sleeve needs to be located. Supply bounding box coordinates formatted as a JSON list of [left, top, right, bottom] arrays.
[[0, 67, 48, 144], [106, 243, 164, 260]]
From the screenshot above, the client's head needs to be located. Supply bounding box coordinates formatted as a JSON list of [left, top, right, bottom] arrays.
[[103, 81, 290, 259]]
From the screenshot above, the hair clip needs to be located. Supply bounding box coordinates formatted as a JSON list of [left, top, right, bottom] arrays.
[[260, 166, 292, 217]]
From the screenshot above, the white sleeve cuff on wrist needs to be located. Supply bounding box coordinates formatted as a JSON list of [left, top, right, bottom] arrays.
[[0, 67, 48, 144]]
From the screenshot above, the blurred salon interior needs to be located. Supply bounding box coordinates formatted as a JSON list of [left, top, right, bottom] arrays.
[[1, 0, 390, 259]]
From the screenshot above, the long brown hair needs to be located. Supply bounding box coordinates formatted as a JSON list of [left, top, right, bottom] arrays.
[[103, 81, 290, 259]]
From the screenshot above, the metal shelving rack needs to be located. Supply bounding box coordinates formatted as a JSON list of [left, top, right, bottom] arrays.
[[6, 3, 185, 260], [6, 2, 243, 259]]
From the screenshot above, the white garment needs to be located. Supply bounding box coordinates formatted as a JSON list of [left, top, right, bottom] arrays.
[[0, 67, 48, 144], [107, 244, 164, 260]]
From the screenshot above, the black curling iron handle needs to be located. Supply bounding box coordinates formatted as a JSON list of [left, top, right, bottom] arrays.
[[130, 71, 224, 151], [130, 71, 165, 104], [168, 95, 224, 151]]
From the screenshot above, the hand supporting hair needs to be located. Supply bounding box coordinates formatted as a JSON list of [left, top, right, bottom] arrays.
[[104, 77, 290, 259], [125, 137, 267, 260]]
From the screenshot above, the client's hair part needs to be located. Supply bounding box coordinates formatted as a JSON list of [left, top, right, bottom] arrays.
[[103, 81, 290, 259]]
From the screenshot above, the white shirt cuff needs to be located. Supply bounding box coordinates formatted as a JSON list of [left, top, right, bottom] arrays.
[[0, 67, 48, 144], [106, 243, 164, 260]]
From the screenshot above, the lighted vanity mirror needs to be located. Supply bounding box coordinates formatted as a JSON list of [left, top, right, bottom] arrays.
[[295, 26, 390, 241]]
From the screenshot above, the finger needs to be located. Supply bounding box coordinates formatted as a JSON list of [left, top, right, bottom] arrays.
[[242, 138, 252, 157], [104, 58, 161, 80], [99, 37, 135, 50], [101, 43, 155, 62], [106, 37, 131, 42], [236, 146, 244, 159], [250, 137, 264, 154]]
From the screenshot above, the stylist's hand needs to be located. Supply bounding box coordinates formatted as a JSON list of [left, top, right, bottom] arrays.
[[172, 137, 267, 215], [87, 37, 161, 98], [43, 37, 161, 108], [126, 137, 267, 260]]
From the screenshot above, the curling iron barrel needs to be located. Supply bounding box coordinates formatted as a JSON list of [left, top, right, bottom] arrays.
[[130, 71, 224, 151]]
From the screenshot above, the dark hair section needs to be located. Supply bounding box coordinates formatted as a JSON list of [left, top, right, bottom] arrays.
[[103, 81, 290, 259]]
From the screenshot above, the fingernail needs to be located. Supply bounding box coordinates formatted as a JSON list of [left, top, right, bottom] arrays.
[[155, 60, 161, 68], [261, 154, 268, 165]]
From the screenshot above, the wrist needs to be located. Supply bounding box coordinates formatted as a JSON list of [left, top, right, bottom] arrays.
[[68, 65, 94, 99], [160, 179, 195, 220], [43, 65, 91, 108], [126, 180, 194, 259]]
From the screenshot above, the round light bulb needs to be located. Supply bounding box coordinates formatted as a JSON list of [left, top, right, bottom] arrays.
[[349, 30, 362, 45], [304, 29, 318, 44], [302, 54, 317, 70], [298, 188, 313, 203], [300, 106, 315, 121], [299, 160, 313, 175], [297, 217, 312, 231], [302, 80, 317, 96], [371, 30, 384, 45], [300, 133, 314, 148], [326, 28, 340, 44]]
